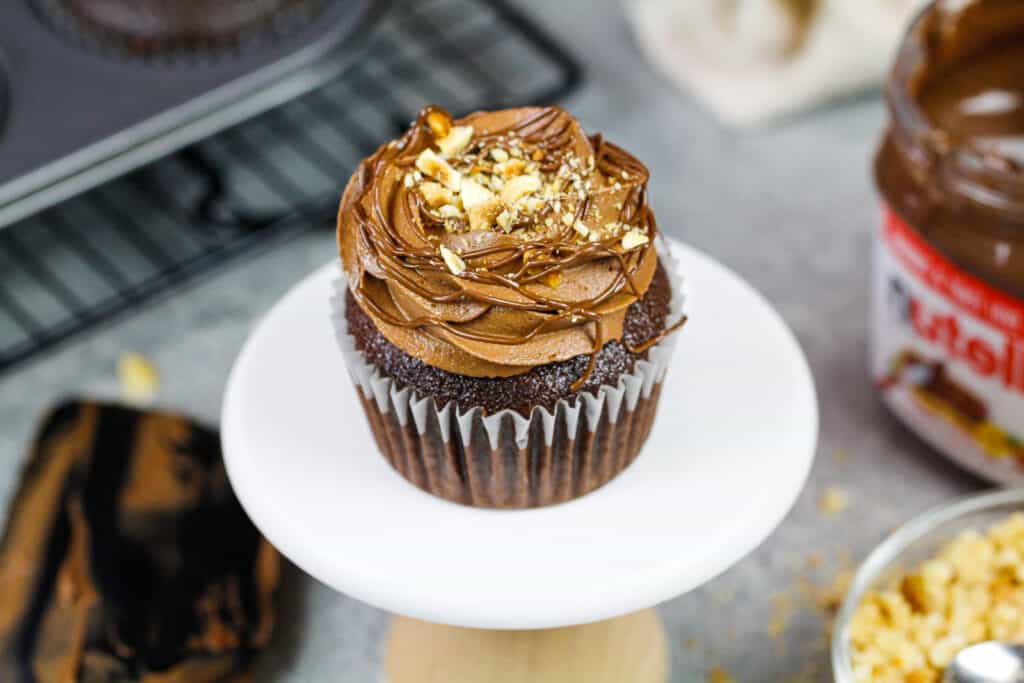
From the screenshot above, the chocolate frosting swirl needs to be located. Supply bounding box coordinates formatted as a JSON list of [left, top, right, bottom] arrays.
[[338, 106, 674, 388]]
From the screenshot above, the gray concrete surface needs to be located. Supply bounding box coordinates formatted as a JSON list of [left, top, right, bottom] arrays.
[[0, 1, 989, 680]]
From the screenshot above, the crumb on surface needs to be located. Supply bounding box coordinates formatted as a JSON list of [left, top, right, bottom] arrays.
[[118, 352, 160, 404], [708, 666, 736, 683], [767, 592, 794, 641], [819, 487, 850, 516]]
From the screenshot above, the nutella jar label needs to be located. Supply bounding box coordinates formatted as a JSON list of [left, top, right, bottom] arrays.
[[871, 208, 1024, 466]]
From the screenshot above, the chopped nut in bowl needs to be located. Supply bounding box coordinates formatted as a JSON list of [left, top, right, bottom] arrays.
[[832, 489, 1024, 683]]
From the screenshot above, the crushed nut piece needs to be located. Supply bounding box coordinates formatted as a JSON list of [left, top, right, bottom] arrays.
[[437, 125, 474, 157], [118, 352, 160, 404], [419, 181, 453, 208], [574, 221, 591, 238], [459, 177, 494, 210], [426, 110, 452, 138], [490, 148, 510, 163], [708, 667, 736, 683], [819, 487, 850, 516], [439, 245, 466, 275], [416, 149, 462, 189], [495, 158, 527, 178], [621, 229, 650, 250], [468, 197, 502, 232], [501, 175, 542, 204], [496, 209, 513, 231]]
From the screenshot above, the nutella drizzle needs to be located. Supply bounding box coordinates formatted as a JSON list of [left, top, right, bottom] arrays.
[[346, 106, 679, 391]]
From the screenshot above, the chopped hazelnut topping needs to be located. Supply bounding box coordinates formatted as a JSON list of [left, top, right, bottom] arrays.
[[416, 149, 462, 190], [521, 197, 544, 214], [621, 229, 650, 250], [419, 181, 453, 208], [495, 158, 527, 178], [439, 245, 466, 275], [426, 110, 453, 138], [496, 209, 513, 231], [459, 177, 494, 210], [501, 175, 542, 204], [437, 125, 474, 157], [405, 124, 644, 247], [468, 197, 503, 232]]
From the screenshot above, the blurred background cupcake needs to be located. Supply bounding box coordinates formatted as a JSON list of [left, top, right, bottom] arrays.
[[35, 0, 328, 56]]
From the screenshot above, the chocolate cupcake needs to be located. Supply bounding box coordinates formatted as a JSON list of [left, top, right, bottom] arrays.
[[334, 106, 687, 509], [37, 0, 325, 56]]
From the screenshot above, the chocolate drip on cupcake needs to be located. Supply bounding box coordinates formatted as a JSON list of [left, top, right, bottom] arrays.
[[339, 106, 684, 393]]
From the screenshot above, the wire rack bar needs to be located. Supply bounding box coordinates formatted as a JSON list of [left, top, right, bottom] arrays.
[[0, 0, 581, 375]]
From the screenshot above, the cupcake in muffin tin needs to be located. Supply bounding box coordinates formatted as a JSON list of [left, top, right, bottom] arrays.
[[334, 106, 687, 509], [34, 0, 328, 58]]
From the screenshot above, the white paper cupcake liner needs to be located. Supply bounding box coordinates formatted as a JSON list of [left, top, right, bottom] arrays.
[[331, 239, 687, 508]]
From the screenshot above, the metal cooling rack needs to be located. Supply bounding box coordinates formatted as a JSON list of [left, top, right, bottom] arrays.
[[0, 0, 581, 375]]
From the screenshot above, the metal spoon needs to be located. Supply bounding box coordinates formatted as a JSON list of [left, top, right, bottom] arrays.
[[946, 642, 1024, 683]]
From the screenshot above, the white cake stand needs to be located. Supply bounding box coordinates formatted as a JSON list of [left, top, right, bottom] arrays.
[[222, 240, 818, 682]]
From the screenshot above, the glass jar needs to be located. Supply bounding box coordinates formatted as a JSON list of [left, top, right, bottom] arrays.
[[872, 0, 1024, 478], [832, 489, 1024, 681]]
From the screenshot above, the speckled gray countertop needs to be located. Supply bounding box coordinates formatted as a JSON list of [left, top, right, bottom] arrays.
[[0, 1, 990, 680]]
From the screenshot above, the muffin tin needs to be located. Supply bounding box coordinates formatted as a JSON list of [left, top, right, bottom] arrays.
[[0, 0, 376, 228], [31, 0, 330, 58], [0, 59, 8, 140]]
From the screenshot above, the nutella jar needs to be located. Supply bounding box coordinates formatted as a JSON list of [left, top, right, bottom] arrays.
[[872, 0, 1024, 474]]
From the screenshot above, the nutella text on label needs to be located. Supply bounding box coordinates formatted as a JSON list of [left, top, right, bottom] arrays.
[[871, 209, 1024, 463]]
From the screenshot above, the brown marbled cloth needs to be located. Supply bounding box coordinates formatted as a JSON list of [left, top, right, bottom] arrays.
[[0, 401, 280, 682]]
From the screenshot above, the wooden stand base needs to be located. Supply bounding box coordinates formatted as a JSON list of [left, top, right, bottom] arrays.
[[383, 609, 668, 683]]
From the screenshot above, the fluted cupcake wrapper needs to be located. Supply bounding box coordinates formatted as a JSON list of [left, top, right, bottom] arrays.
[[331, 239, 687, 508]]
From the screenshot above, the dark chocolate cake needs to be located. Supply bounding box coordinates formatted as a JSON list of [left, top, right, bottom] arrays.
[[38, 0, 326, 56], [346, 261, 673, 416]]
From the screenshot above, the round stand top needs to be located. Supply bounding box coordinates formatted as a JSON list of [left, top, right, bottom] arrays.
[[222, 240, 818, 630]]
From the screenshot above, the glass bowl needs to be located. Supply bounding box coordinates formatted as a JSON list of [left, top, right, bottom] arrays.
[[831, 488, 1024, 681]]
